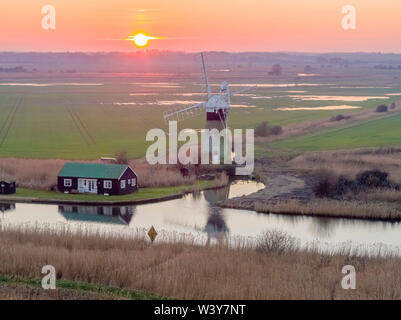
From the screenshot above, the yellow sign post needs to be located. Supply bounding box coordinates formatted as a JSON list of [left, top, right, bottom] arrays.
[[147, 226, 158, 243]]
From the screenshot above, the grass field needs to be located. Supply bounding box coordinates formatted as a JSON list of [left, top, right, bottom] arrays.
[[274, 112, 401, 151], [0, 180, 214, 203], [0, 75, 400, 159], [0, 274, 164, 300]]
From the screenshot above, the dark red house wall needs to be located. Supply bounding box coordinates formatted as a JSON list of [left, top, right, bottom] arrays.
[[117, 168, 138, 195], [57, 167, 138, 196]]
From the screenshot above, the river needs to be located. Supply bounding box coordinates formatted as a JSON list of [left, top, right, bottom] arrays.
[[1, 180, 401, 256]]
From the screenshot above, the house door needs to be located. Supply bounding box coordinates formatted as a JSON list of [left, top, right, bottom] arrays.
[[78, 179, 98, 194]]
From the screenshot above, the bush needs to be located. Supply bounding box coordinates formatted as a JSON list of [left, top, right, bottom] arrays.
[[356, 170, 391, 189], [391, 102, 396, 109], [313, 169, 399, 198], [256, 230, 297, 255], [376, 104, 388, 113], [333, 176, 356, 196], [255, 122, 269, 137], [330, 114, 351, 122], [312, 169, 338, 198], [254, 122, 283, 137], [115, 151, 129, 164], [268, 125, 283, 136]]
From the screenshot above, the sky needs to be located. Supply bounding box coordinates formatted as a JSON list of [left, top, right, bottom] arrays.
[[1, 0, 401, 52]]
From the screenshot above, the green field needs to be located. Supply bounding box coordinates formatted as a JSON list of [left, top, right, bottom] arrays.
[[0, 77, 400, 159], [0, 181, 213, 203], [0, 274, 165, 300], [274, 113, 401, 151]]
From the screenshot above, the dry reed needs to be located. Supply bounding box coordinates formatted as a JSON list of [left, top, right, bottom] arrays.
[[254, 199, 401, 221], [290, 148, 401, 183], [1, 226, 401, 299], [0, 158, 199, 190]]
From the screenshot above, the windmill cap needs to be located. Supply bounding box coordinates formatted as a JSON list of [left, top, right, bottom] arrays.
[[205, 95, 230, 110]]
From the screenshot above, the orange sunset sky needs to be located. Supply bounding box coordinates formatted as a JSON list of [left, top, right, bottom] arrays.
[[1, 0, 401, 52]]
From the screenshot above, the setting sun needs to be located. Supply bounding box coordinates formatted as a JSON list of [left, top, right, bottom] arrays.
[[126, 33, 162, 48]]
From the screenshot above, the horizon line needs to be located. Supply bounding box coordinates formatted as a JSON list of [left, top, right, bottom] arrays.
[[2, 50, 401, 55]]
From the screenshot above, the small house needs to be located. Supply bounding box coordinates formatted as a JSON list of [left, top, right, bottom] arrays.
[[57, 162, 138, 196], [0, 180, 16, 195]]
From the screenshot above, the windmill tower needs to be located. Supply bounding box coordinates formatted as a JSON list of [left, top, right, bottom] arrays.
[[163, 52, 256, 164]]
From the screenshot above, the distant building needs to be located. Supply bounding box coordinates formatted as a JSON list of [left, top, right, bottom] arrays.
[[57, 162, 138, 195], [0, 180, 16, 195]]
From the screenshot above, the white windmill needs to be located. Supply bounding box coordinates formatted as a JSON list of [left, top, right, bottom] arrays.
[[163, 52, 256, 129], [162, 53, 256, 163]]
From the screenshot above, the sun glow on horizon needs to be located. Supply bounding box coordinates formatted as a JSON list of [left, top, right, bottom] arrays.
[[126, 33, 162, 48]]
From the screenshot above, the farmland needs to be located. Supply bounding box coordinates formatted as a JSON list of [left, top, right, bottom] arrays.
[[0, 75, 400, 159], [274, 112, 401, 151]]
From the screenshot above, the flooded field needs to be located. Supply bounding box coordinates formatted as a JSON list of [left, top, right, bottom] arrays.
[[0, 74, 400, 159], [276, 105, 361, 111], [0, 82, 103, 86], [289, 95, 389, 101]]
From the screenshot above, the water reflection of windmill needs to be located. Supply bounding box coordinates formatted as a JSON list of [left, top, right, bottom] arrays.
[[163, 52, 257, 163], [58, 205, 135, 225], [203, 188, 230, 244], [166, 187, 229, 244]]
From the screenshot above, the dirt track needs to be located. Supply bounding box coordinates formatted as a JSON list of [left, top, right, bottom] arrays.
[[219, 159, 315, 210]]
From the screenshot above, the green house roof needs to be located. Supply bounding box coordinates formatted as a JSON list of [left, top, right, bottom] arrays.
[[58, 162, 131, 179]]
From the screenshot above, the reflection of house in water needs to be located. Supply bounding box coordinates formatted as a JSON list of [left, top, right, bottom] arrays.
[[0, 202, 15, 213], [58, 205, 135, 225], [202, 188, 230, 244]]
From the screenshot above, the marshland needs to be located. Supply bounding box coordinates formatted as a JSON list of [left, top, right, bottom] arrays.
[[0, 51, 400, 299]]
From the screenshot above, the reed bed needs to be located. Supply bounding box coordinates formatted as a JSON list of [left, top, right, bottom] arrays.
[[254, 199, 401, 221], [1, 225, 401, 299], [0, 158, 199, 190], [291, 148, 401, 183]]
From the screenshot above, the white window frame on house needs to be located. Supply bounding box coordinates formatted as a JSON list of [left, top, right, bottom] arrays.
[[64, 179, 72, 187], [103, 180, 112, 189], [128, 179, 131, 185], [120, 180, 126, 189], [131, 178, 136, 186]]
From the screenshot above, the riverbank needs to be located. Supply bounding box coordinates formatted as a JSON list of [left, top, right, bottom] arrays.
[[2, 226, 401, 299], [0, 179, 222, 206], [219, 148, 401, 222], [0, 274, 164, 300]]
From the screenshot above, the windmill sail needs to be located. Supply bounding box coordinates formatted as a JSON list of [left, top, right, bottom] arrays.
[[201, 52, 211, 99], [162, 53, 257, 125], [231, 85, 258, 95], [163, 102, 205, 123]]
